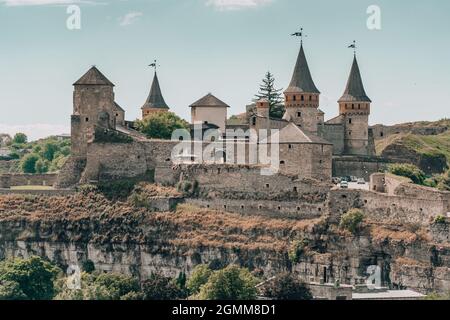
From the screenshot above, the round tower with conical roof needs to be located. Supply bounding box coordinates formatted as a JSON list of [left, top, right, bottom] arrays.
[[338, 54, 372, 155], [283, 43, 321, 133]]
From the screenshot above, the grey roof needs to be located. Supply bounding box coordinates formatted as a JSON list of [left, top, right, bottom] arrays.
[[113, 102, 125, 112], [262, 123, 332, 145], [190, 93, 230, 108], [74, 66, 115, 86], [285, 44, 320, 94], [142, 72, 169, 110], [339, 55, 372, 103]]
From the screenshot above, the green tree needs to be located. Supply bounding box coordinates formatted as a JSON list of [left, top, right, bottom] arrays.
[[21, 153, 40, 173], [94, 273, 140, 300], [437, 170, 450, 191], [388, 163, 426, 185], [142, 273, 185, 300], [13, 133, 27, 144], [0, 256, 60, 300], [340, 209, 365, 235], [42, 141, 59, 161], [35, 158, 49, 174], [254, 71, 285, 119], [0, 280, 27, 300], [261, 273, 313, 300], [187, 264, 212, 295], [136, 112, 189, 140], [198, 265, 259, 300]]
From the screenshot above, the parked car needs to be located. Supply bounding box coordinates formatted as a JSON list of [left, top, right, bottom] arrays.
[[332, 177, 341, 184], [340, 181, 349, 189], [357, 178, 366, 185], [351, 176, 358, 182]]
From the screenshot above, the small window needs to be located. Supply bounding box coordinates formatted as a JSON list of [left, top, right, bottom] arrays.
[[352, 104, 355, 109], [293, 187, 298, 192], [266, 184, 270, 188], [380, 132, 384, 137], [297, 112, 301, 117], [85, 117, 89, 122], [278, 206, 281, 210], [207, 205, 210, 208], [258, 205, 263, 210], [349, 118, 352, 124], [289, 144, 293, 149], [349, 131, 352, 136], [218, 168, 221, 174], [297, 207, 300, 211], [241, 205, 245, 209], [223, 205, 227, 209], [280, 161, 285, 165], [301, 95, 304, 101], [309, 95, 312, 101], [293, 95, 297, 101], [252, 117, 256, 126]]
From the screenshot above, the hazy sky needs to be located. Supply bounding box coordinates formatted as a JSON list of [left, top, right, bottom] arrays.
[[0, 0, 449, 140]]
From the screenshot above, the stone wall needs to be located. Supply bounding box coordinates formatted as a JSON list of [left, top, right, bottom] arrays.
[[319, 124, 345, 155], [371, 124, 449, 140], [332, 156, 389, 180], [0, 173, 58, 188], [329, 189, 448, 226]]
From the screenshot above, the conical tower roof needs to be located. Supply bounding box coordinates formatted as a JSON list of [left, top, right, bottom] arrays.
[[142, 72, 169, 110], [339, 55, 371, 102], [74, 66, 114, 86], [285, 44, 320, 94]]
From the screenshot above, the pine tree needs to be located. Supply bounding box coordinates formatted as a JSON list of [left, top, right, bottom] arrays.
[[254, 71, 285, 119]]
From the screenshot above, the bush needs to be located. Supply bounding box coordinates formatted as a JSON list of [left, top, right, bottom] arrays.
[[388, 163, 426, 185], [197, 265, 259, 300], [94, 273, 140, 300], [0, 256, 61, 300], [35, 158, 50, 174], [21, 153, 40, 173], [142, 273, 186, 300], [136, 112, 189, 140], [187, 265, 212, 295], [288, 238, 309, 264], [0, 280, 27, 300], [339, 209, 365, 234], [81, 260, 95, 273], [434, 215, 447, 224], [261, 273, 313, 300]]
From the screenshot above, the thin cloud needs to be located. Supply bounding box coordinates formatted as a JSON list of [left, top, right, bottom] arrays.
[[119, 11, 143, 26], [206, 0, 273, 11]]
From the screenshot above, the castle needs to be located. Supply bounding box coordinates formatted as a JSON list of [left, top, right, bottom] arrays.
[[60, 40, 387, 188]]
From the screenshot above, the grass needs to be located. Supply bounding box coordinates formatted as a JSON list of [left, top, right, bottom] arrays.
[[10, 185, 55, 190], [376, 131, 450, 164]]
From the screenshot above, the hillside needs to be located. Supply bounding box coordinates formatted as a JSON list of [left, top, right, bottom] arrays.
[[375, 121, 450, 175]]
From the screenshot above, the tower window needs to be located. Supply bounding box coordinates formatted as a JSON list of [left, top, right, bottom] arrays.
[[280, 160, 285, 165], [352, 104, 355, 109], [293, 95, 297, 101], [297, 112, 301, 117], [301, 95, 304, 101], [309, 96, 312, 101], [252, 117, 256, 126], [349, 131, 352, 136], [349, 118, 352, 124], [289, 144, 293, 149], [85, 117, 89, 122]]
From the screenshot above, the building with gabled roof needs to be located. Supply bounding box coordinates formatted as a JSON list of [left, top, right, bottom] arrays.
[[190, 93, 230, 132]]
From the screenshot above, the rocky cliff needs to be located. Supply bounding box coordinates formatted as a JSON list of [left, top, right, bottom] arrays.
[[0, 189, 449, 294]]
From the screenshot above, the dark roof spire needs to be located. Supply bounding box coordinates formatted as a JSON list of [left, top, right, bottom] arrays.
[[339, 55, 371, 102], [285, 43, 320, 94], [142, 71, 169, 110]]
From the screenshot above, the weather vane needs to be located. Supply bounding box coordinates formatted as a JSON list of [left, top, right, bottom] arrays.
[[149, 59, 159, 72], [348, 40, 357, 55], [291, 27, 307, 44]]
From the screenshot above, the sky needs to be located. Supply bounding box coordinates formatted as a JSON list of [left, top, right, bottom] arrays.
[[0, 0, 449, 140]]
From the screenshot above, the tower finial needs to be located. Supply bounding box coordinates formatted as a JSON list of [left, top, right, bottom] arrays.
[[149, 59, 159, 72], [348, 40, 357, 56], [291, 27, 307, 45]]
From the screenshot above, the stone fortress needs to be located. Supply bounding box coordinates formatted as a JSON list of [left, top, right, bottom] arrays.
[[1, 37, 450, 294], [59, 40, 386, 188]]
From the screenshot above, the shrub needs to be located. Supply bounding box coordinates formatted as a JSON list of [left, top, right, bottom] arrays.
[[434, 215, 447, 224], [94, 273, 140, 300], [187, 265, 212, 295], [339, 209, 365, 234], [35, 158, 50, 174], [0, 280, 27, 300], [288, 238, 309, 264], [21, 153, 40, 173], [388, 163, 426, 185], [261, 273, 313, 300], [197, 265, 259, 300], [81, 260, 95, 273]]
